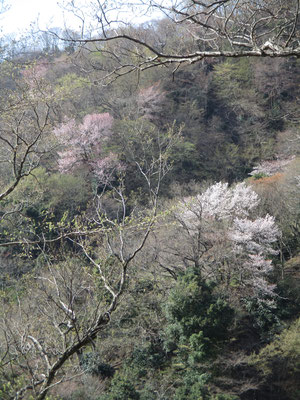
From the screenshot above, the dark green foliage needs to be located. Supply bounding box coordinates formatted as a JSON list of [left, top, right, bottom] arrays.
[[138, 388, 158, 400], [157, 57, 287, 184], [174, 371, 211, 400], [164, 269, 234, 363], [98, 374, 140, 400], [81, 352, 115, 378], [174, 370, 240, 400], [10, 168, 91, 220], [277, 280, 300, 320], [1, 168, 91, 246], [128, 341, 166, 377], [0, 168, 92, 267], [276, 255, 300, 319], [243, 297, 281, 339]]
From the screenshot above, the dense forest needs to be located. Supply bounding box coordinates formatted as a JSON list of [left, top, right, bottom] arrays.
[[0, 1, 300, 399]]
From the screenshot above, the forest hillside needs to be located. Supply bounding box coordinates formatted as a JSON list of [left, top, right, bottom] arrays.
[[0, 2, 300, 399]]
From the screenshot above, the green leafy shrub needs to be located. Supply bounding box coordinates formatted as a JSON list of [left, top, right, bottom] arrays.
[[243, 297, 281, 339], [251, 172, 267, 180], [127, 341, 166, 377], [174, 371, 210, 400], [81, 352, 115, 378], [98, 374, 140, 400], [173, 370, 240, 400], [164, 268, 234, 364]]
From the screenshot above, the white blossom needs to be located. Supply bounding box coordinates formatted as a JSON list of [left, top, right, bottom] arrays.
[[176, 182, 280, 301], [178, 182, 259, 230], [230, 215, 280, 256], [249, 157, 294, 177]]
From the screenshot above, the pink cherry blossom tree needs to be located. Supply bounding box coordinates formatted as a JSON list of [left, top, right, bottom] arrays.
[[54, 113, 121, 183]]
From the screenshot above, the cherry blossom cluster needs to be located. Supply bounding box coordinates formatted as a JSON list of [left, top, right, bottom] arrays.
[[54, 113, 122, 182], [249, 157, 294, 177], [177, 182, 280, 301]]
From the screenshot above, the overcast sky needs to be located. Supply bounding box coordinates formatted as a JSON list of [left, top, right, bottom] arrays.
[[1, 0, 86, 36], [0, 0, 161, 37]]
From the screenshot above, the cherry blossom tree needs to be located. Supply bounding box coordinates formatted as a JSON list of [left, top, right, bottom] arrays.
[[249, 157, 295, 177], [54, 112, 121, 182], [160, 182, 280, 301], [180, 182, 259, 224], [229, 214, 280, 299]]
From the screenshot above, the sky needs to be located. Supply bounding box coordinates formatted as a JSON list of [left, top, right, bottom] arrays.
[[0, 0, 162, 37], [0, 0, 71, 35]]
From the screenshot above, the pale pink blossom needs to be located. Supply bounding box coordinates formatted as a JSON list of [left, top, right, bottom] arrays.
[[22, 62, 49, 88], [93, 153, 125, 184], [54, 113, 122, 182], [250, 156, 295, 177]]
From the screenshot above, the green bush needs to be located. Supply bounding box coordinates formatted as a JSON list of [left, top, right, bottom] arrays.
[[173, 370, 240, 400], [164, 268, 234, 364], [243, 297, 281, 339], [98, 374, 140, 400], [174, 371, 210, 400], [81, 352, 115, 378], [127, 341, 166, 377]]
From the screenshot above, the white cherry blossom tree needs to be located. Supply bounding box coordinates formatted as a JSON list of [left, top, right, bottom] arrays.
[[163, 182, 280, 301]]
